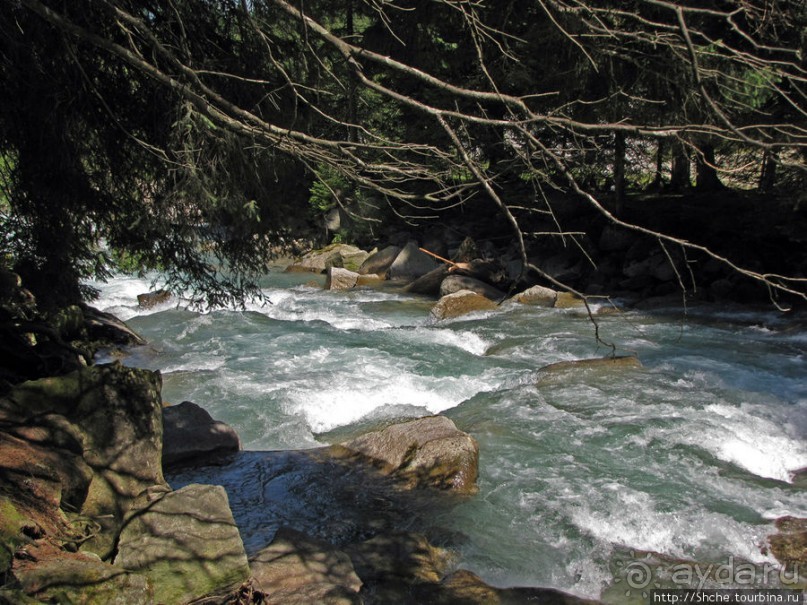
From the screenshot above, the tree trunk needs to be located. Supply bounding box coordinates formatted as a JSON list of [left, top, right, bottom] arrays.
[[695, 143, 723, 191], [346, 0, 358, 144], [613, 131, 626, 215], [648, 139, 665, 191], [669, 141, 691, 191], [758, 150, 777, 192]]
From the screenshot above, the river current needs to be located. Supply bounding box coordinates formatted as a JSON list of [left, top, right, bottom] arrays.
[[90, 270, 807, 600]]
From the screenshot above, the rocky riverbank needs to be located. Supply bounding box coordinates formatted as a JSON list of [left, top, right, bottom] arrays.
[[290, 189, 807, 311]]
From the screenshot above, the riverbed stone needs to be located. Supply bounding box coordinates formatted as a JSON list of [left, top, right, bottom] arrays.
[[769, 517, 807, 571], [162, 401, 241, 470], [413, 569, 603, 604], [289, 244, 370, 273], [554, 291, 586, 308], [114, 483, 250, 605], [356, 273, 385, 286], [336, 415, 479, 494], [511, 284, 558, 306], [250, 527, 362, 605], [345, 532, 451, 585], [389, 241, 438, 280], [405, 265, 450, 296], [538, 356, 643, 377], [431, 290, 497, 320], [81, 305, 147, 346], [439, 275, 506, 300], [136, 289, 171, 309], [359, 245, 401, 276], [325, 266, 360, 291]]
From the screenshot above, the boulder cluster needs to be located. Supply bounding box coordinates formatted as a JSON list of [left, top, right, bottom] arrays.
[[285, 238, 595, 323]]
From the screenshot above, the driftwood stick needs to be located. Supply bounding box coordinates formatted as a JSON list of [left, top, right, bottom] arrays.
[[418, 247, 458, 267]]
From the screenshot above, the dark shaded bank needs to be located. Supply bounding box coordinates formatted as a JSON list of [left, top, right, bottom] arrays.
[[329, 190, 807, 309]]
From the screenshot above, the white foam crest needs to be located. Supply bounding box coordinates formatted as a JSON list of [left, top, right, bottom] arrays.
[[568, 485, 774, 564], [87, 274, 170, 320], [394, 327, 490, 356], [693, 404, 807, 482], [245, 290, 394, 331], [283, 370, 494, 433], [175, 314, 214, 341]]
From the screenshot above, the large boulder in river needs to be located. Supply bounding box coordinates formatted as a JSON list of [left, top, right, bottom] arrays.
[[439, 275, 506, 301], [325, 266, 360, 291], [431, 290, 497, 321], [405, 265, 450, 296], [288, 244, 371, 273], [359, 245, 401, 276], [162, 401, 241, 470], [251, 527, 362, 605], [114, 483, 251, 605], [336, 416, 479, 494], [511, 285, 558, 307], [388, 241, 439, 281], [137, 289, 171, 309], [81, 304, 147, 346]]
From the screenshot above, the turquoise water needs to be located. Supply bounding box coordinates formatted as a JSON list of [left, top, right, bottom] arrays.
[[91, 270, 807, 599]]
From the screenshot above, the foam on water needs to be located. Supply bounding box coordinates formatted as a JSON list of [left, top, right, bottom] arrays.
[[392, 327, 490, 356], [87, 274, 171, 320], [87, 272, 807, 600], [282, 361, 501, 433], [688, 403, 807, 482]]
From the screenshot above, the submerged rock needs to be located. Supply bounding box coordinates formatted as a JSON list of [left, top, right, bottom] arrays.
[[415, 569, 602, 604], [431, 290, 497, 320], [162, 401, 241, 470], [114, 483, 250, 605], [768, 517, 807, 572], [554, 291, 586, 308], [346, 531, 451, 586], [334, 416, 479, 495], [251, 527, 362, 605], [537, 356, 643, 378]]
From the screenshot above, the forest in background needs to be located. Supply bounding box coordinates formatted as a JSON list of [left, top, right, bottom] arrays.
[[1, 0, 806, 309]]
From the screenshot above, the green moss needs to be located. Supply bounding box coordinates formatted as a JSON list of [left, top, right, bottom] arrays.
[[0, 497, 27, 575]]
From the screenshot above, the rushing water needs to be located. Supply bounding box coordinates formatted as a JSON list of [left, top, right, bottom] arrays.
[[90, 270, 807, 600]]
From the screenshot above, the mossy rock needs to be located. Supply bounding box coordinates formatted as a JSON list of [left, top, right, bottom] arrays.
[[0, 496, 27, 575], [14, 556, 151, 605], [113, 484, 250, 605]]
